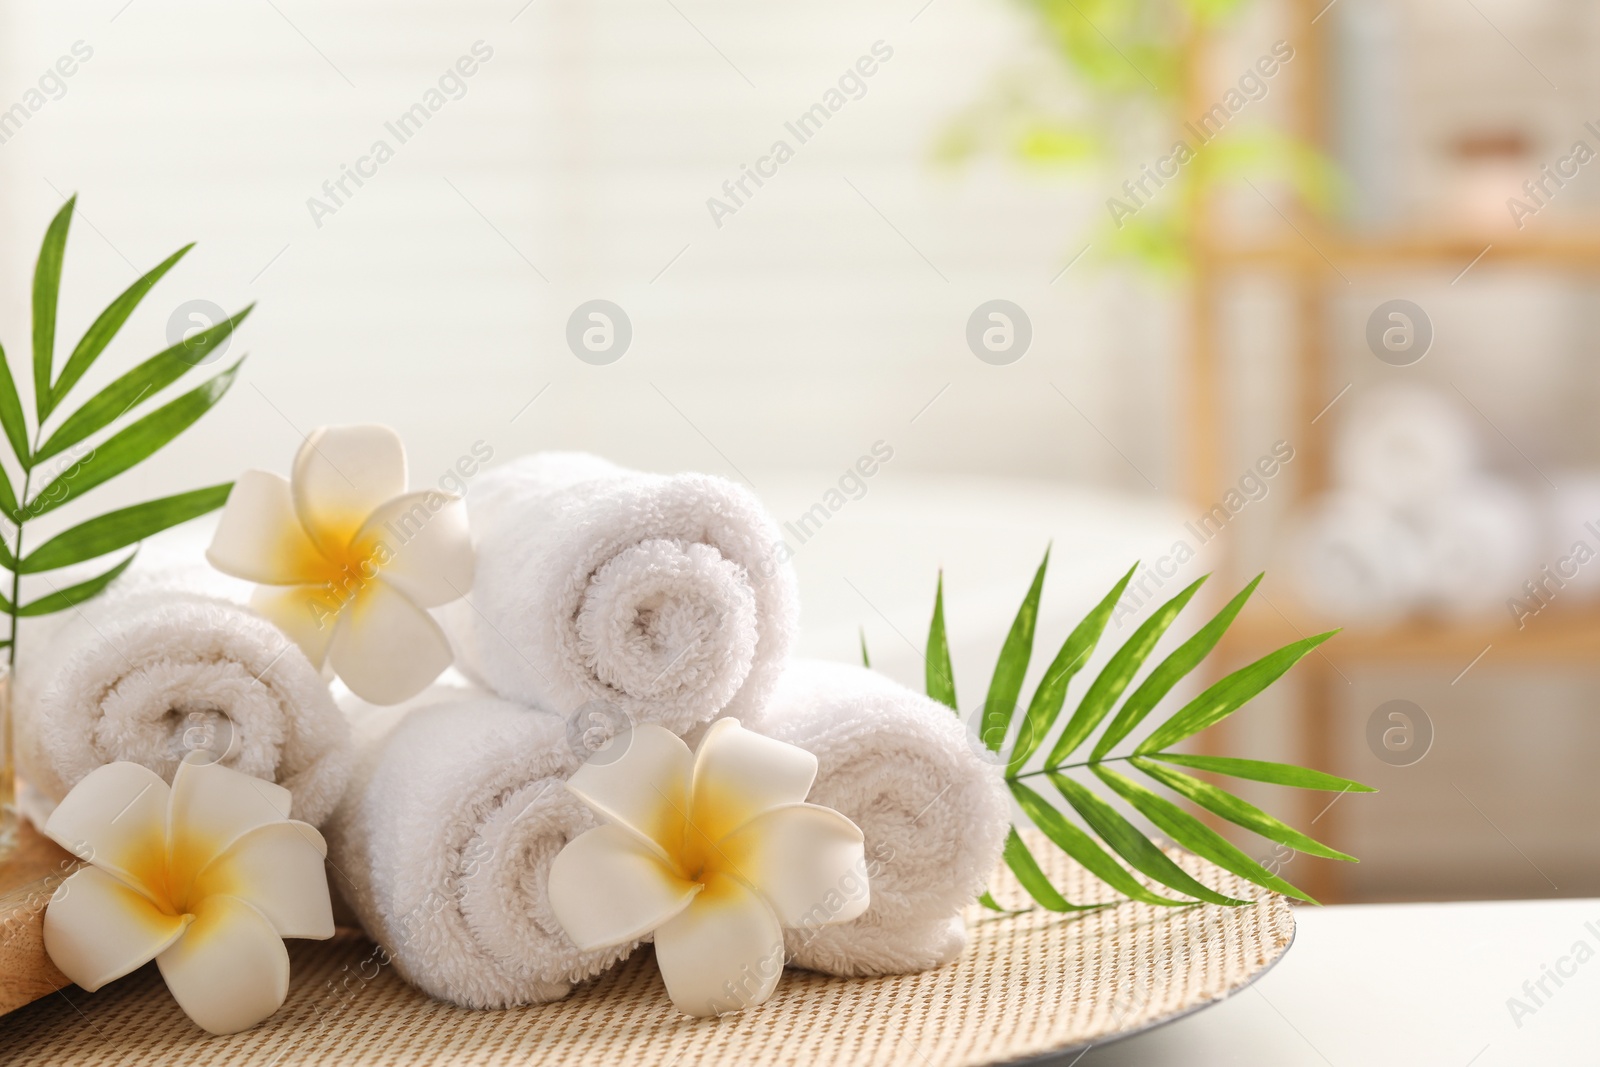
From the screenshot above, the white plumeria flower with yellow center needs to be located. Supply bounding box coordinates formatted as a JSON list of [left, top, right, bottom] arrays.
[[41, 756, 335, 1035], [206, 424, 473, 705], [549, 718, 869, 1017]]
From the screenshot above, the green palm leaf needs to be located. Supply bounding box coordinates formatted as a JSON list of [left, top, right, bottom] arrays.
[[3, 198, 251, 671], [0, 342, 32, 475], [1133, 757, 1355, 862], [0, 465, 16, 525], [1094, 764, 1316, 903], [1011, 780, 1189, 906], [32, 198, 74, 421], [1134, 629, 1336, 754], [1049, 772, 1246, 905], [50, 243, 193, 413], [1000, 827, 1104, 913], [25, 358, 244, 519], [879, 553, 1367, 914], [926, 572, 957, 711], [21, 484, 232, 573], [1006, 562, 1134, 774], [1091, 574, 1261, 761], [36, 305, 252, 464], [1044, 574, 1205, 768], [18, 551, 136, 617], [981, 546, 1048, 751], [1152, 753, 1374, 793]]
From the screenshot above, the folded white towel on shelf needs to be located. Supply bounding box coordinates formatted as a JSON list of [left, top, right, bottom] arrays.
[[1333, 384, 1478, 507], [324, 684, 628, 1009], [438, 452, 797, 736], [742, 659, 1010, 977], [1413, 478, 1540, 618], [15, 562, 350, 828], [1537, 472, 1600, 604], [1284, 490, 1429, 625]]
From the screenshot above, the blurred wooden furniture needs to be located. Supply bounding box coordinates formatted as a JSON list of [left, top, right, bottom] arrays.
[[1182, 0, 1600, 901]]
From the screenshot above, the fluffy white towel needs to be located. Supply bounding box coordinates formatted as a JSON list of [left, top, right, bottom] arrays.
[[439, 453, 797, 736], [1537, 473, 1600, 605], [324, 685, 628, 1009], [1332, 384, 1478, 507], [1284, 490, 1429, 625], [15, 564, 350, 828], [742, 659, 1010, 977], [1412, 479, 1540, 618]]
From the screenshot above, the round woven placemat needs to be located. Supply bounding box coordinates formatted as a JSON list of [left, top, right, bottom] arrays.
[[1, 830, 1294, 1066]]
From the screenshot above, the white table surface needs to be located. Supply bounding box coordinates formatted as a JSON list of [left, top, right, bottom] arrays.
[[1074, 899, 1599, 1067]]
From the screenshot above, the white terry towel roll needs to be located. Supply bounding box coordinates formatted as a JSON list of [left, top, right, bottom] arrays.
[[15, 563, 350, 828], [439, 452, 798, 735], [742, 659, 1010, 977], [325, 685, 628, 1009], [1412, 478, 1540, 619], [1332, 384, 1478, 508], [1536, 472, 1600, 605], [1283, 490, 1429, 625]]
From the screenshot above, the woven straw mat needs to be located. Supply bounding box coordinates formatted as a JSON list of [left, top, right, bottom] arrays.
[[1, 829, 1295, 1066]]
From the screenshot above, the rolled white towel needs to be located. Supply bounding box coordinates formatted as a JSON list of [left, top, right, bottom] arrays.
[[1412, 479, 1541, 618], [15, 564, 350, 827], [742, 659, 1010, 977], [439, 453, 797, 735], [1284, 490, 1429, 624], [324, 685, 628, 1009], [1333, 384, 1478, 508], [1536, 472, 1600, 605]]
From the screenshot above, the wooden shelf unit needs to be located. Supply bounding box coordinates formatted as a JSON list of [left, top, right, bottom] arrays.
[[1184, 2, 1600, 902], [1210, 231, 1600, 270]]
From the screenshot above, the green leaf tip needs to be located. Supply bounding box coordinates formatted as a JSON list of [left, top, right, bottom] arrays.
[[980, 547, 1050, 752], [926, 569, 957, 711]]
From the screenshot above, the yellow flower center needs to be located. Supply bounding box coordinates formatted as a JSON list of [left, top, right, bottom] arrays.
[[666, 781, 758, 890], [114, 821, 227, 919], [306, 531, 392, 620]]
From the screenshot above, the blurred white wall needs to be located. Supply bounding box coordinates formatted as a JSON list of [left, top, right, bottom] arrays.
[[0, 0, 1176, 540]]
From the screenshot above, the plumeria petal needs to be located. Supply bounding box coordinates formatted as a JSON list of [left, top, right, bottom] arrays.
[[690, 719, 818, 844], [250, 584, 338, 669], [291, 425, 407, 556], [354, 491, 474, 608], [326, 579, 453, 705], [547, 824, 700, 951], [566, 724, 693, 857], [42, 867, 190, 991], [206, 470, 332, 586], [43, 762, 170, 896], [156, 895, 290, 1035], [166, 757, 294, 905], [196, 822, 334, 940], [653, 872, 785, 1017], [718, 804, 869, 927]]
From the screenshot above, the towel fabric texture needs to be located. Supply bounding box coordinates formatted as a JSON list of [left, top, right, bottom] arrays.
[[438, 453, 797, 737], [325, 685, 631, 1009], [743, 659, 1011, 977], [15, 563, 350, 827]]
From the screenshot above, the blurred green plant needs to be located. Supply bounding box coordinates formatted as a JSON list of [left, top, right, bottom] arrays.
[[941, 0, 1336, 274], [0, 197, 249, 668], [867, 549, 1372, 907]]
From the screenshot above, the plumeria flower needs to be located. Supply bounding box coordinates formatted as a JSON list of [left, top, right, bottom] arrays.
[[41, 757, 335, 1035], [206, 424, 473, 705], [549, 718, 869, 1017]]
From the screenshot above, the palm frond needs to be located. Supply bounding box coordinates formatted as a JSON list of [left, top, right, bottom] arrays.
[[892, 548, 1371, 910]]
